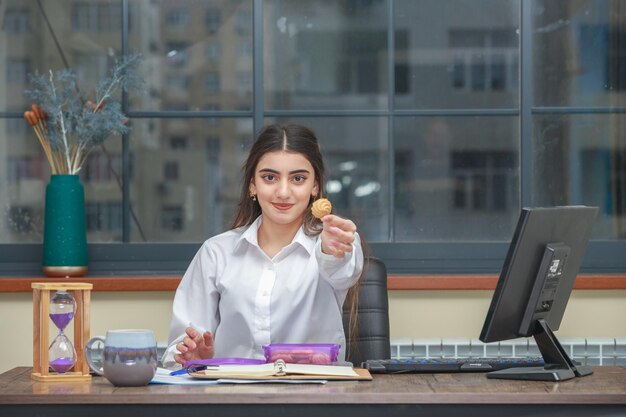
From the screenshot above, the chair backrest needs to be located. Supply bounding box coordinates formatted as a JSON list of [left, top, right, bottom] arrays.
[[342, 257, 390, 366]]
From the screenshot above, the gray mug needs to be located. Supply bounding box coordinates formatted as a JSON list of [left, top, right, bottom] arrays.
[[85, 329, 157, 386]]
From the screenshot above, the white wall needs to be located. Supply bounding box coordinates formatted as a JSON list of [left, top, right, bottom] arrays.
[[1, 290, 625, 374], [389, 290, 626, 339]]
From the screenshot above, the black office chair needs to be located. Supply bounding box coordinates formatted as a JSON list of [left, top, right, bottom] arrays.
[[342, 257, 391, 366]]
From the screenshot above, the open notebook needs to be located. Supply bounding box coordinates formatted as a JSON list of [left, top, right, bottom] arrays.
[[190, 360, 372, 381]]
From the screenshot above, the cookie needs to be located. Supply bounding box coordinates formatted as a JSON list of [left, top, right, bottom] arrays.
[[311, 198, 332, 218]]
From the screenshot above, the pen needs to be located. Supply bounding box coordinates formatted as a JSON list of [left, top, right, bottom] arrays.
[[169, 368, 190, 376]]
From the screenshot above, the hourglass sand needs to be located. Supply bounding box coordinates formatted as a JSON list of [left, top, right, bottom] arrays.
[[48, 290, 77, 373], [31, 283, 92, 382]]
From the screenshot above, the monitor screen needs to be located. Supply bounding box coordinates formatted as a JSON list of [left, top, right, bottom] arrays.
[[479, 205, 598, 381]]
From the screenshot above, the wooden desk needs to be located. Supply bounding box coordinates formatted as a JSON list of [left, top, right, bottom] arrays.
[[1, 367, 625, 417]]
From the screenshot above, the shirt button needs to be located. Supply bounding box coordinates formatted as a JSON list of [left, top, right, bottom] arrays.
[[262, 291, 269, 296]]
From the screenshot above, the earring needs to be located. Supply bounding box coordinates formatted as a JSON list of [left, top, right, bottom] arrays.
[[249, 191, 256, 201]]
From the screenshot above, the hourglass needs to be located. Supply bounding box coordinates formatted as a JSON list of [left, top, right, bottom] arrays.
[[31, 282, 92, 382], [48, 289, 77, 373]]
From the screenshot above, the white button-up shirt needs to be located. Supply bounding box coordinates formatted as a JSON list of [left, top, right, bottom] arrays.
[[162, 216, 363, 368]]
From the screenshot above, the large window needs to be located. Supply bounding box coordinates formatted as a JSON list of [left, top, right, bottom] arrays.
[[1, 0, 625, 274]]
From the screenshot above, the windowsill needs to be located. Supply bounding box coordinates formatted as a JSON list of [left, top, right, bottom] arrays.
[[0, 274, 625, 292]]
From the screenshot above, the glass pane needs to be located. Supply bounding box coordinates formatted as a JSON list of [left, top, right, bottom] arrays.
[[1, 0, 123, 112], [0, 0, 123, 243], [128, 118, 252, 242], [395, 0, 519, 109], [534, 0, 626, 108], [395, 116, 519, 241], [532, 114, 626, 239], [0, 117, 47, 243], [128, 0, 253, 111], [265, 1, 388, 110], [265, 117, 389, 242]]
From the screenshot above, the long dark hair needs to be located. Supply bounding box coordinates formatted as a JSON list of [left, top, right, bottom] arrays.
[[231, 124, 324, 234], [231, 124, 365, 349]]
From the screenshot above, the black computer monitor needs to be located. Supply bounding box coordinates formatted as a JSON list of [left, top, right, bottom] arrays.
[[479, 205, 598, 381]]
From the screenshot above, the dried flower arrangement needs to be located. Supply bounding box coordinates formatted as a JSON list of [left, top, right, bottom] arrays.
[[24, 53, 143, 175]]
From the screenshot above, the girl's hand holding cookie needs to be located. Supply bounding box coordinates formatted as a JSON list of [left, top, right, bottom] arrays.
[[320, 215, 357, 258]]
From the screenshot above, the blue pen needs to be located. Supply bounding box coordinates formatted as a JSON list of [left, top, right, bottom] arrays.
[[169, 368, 190, 376]]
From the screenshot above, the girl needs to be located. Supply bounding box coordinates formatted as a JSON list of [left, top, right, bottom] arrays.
[[162, 124, 364, 368]]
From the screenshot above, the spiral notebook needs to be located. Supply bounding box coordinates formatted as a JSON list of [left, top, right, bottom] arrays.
[[190, 360, 372, 381]]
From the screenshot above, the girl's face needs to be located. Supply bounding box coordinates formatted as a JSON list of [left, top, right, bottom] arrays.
[[250, 150, 318, 228]]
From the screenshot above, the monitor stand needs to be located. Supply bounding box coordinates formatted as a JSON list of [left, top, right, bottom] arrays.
[[486, 319, 593, 381]]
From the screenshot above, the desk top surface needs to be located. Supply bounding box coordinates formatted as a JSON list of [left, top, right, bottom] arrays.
[[1, 366, 626, 405]]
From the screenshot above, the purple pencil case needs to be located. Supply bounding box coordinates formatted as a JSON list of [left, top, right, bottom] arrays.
[[263, 343, 340, 364]]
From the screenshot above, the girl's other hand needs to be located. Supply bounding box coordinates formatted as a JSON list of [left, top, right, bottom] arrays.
[[174, 327, 215, 365], [320, 214, 357, 258]]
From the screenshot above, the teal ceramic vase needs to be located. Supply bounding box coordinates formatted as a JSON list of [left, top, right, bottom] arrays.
[[42, 174, 88, 277]]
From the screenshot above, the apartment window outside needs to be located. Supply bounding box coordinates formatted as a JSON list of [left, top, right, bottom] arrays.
[[608, 29, 626, 91], [449, 29, 518, 92], [235, 10, 251, 35], [165, 8, 189, 27], [169, 137, 188, 150], [165, 74, 189, 92], [204, 72, 220, 93], [72, 3, 120, 32], [205, 41, 221, 61], [452, 151, 516, 212], [4, 8, 31, 34], [205, 9, 221, 34], [163, 161, 179, 182], [72, 3, 96, 32], [237, 41, 252, 59], [161, 206, 184, 231], [85, 202, 123, 233]]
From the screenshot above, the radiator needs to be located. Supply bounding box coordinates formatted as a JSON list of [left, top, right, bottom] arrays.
[[390, 337, 626, 366]]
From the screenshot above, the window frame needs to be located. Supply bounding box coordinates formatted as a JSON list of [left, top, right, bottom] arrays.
[[1, 0, 626, 277]]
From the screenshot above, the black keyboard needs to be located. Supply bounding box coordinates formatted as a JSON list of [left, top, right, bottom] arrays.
[[363, 357, 545, 373]]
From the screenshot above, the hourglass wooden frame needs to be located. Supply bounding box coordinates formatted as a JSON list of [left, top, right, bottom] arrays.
[[31, 282, 92, 382]]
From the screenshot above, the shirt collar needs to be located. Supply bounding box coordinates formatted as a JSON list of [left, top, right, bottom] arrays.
[[234, 216, 316, 256], [234, 216, 262, 252]]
